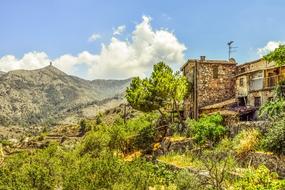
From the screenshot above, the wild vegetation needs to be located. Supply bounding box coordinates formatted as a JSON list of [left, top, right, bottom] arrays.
[[0, 60, 285, 189]]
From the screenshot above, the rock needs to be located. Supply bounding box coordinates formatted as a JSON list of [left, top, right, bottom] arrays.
[[168, 138, 194, 152]]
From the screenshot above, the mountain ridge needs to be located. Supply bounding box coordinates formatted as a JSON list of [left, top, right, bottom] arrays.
[[0, 66, 131, 126]]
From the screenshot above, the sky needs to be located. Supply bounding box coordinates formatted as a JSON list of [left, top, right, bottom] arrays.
[[0, 0, 284, 79]]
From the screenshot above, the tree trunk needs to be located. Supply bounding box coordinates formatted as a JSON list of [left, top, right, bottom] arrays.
[[174, 100, 184, 126]]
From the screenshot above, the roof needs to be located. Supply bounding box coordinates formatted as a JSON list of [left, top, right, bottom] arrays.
[[181, 58, 236, 71], [200, 98, 236, 110], [238, 58, 263, 67], [230, 106, 256, 115]]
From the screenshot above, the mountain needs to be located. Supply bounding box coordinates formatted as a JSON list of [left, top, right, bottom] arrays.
[[0, 71, 5, 76], [0, 65, 131, 126]]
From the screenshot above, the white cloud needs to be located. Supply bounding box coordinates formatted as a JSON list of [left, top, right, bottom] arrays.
[[88, 33, 101, 42], [0, 16, 186, 79], [0, 52, 50, 72], [257, 41, 284, 57], [113, 25, 126, 35]]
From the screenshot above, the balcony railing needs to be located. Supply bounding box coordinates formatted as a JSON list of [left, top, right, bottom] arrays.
[[249, 75, 285, 91], [264, 75, 285, 88]]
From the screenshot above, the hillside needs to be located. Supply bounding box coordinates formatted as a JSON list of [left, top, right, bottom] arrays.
[[0, 65, 131, 126]]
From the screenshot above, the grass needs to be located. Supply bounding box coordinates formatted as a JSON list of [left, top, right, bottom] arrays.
[[158, 151, 204, 169]]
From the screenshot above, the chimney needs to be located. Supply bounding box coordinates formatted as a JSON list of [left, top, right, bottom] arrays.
[[200, 56, 206, 61]]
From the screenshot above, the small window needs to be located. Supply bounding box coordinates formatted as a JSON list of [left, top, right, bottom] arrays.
[[240, 78, 244, 87], [213, 66, 219, 79], [254, 97, 261, 108], [240, 67, 246, 73]]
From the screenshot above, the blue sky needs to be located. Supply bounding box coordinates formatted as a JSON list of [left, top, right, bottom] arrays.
[[0, 0, 284, 79]]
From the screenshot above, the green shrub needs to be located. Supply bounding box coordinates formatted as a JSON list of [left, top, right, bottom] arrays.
[[0, 144, 63, 190], [261, 118, 285, 155], [134, 125, 155, 152], [233, 165, 285, 190], [78, 130, 110, 157], [175, 169, 201, 190], [79, 119, 96, 135], [187, 113, 226, 145], [108, 113, 158, 154]]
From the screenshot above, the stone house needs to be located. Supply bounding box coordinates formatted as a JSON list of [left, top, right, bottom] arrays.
[[181, 56, 285, 121], [236, 58, 285, 112], [181, 56, 237, 119]]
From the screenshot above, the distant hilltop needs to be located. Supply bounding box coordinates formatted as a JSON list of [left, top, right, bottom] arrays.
[[0, 65, 131, 126]]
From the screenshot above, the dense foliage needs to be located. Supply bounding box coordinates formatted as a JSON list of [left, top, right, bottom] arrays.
[[261, 117, 285, 155], [263, 44, 285, 66], [233, 165, 285, 190], [186, 114, 226, 145], [0, 145, 176, 189], [126, 62, 188, 122], [0, 113, 175, 190]]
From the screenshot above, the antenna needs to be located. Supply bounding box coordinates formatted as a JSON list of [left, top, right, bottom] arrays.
[[227, 41, 237, 60]]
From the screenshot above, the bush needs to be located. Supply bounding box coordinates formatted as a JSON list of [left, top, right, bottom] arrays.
[[233, 165, 285, 190], [134, 125, 155, 152], [108, 113, 158, 154], [233, 129, 260, 156], [261, 118, 285, 155], [187, 113, 226, 145], [78, 130, 110, 157], [200, 150, 237, 190], [175, 169, 201, 190], [0, 144, 63, 190], [79, 119, 96, 135]]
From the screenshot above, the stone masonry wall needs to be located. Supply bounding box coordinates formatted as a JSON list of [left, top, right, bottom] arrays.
[[197, 63, 236, 108]]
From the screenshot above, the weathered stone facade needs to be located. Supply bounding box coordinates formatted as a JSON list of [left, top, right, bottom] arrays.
[[236, 58, 285, 109], [197, 62, 236, 107], [181, 56, 236, 118]]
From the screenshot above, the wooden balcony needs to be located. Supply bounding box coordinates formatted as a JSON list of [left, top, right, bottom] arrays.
[[264, 75, 285, 88]]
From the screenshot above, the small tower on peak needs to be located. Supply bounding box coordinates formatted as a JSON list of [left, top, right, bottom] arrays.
[[49, 61, 53, 66]]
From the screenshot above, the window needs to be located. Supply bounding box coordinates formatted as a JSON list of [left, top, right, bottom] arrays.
[[254, 97, 261, 108], [213, 66, 219, 79], [240, 78, 244, 87], [240, 67, 246, 73]]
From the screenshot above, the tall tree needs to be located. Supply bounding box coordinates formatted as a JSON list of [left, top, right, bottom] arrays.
[[126, 62, 189, 123]]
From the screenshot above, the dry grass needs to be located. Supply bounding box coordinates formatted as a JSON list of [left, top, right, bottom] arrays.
[[169, 134, 187, 142], [233, 129, 260, 156], [158, 152, 204, 169], [123, 151, 142, 161]]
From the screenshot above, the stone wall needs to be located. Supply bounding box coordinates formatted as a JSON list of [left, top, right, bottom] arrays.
[[228, 121, 271, 137], [197, 63, 236, 108], [248, 90, 274, 107]]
